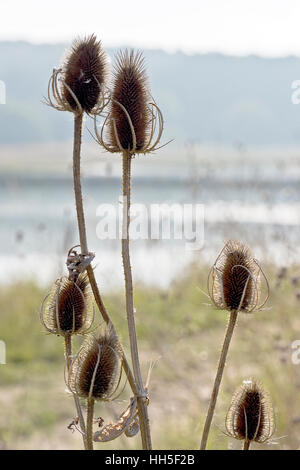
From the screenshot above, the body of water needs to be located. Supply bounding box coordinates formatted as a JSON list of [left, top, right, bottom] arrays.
[[1, 152, 299, 290]]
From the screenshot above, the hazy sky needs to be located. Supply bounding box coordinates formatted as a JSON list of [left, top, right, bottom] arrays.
[[2, 0, 300, 56]]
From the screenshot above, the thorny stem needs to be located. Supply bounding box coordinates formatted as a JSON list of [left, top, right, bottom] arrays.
[[64, 333, 87, 449], [122, 151, 152, 450], [86, 398, 95, 450], [200, 309, 238, 450], [243, 439, 251, 450]]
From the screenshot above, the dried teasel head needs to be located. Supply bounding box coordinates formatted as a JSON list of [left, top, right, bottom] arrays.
[[208, 239, 269, 313], [68, 326, 122, 401], [94, 49, 165, 155], [225, 378, 275, 446], [45, 35, 109, 115], [40, 273, 94, 336]]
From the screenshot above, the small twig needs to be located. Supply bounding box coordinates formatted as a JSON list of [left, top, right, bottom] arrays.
[[200, 309, 238, 450]]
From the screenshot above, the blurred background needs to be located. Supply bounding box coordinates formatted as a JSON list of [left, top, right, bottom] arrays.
[[1, 0, 300, 450]]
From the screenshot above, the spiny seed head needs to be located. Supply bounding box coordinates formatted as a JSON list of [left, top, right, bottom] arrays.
[[68, 327, 121, 401], [208, 239, 267, 313], [61, 34, 108, 113], [109, 49, 150, 152], [226, 379, 275, 444], [40, 273, 93, 336]]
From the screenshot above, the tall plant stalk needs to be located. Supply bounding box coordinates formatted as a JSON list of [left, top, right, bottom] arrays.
[[78, 47, 164, 450], [121, 151, 152, 449], [72, 113, 139, 448], [200, 309, 238, 449], [73, 114, 88, 254]]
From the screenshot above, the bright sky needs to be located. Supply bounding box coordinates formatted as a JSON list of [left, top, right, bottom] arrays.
[[2, 0, 300, 57]]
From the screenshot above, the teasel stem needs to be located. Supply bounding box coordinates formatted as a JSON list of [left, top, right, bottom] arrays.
[[243, 439, 251, 450], [73, 113, 88, 254], [122, 151, 152, 450], [200, 309, 238, 450], [72, 112, 139, 429], [64, 333, 87, 449], [86, 397, 95, 450]]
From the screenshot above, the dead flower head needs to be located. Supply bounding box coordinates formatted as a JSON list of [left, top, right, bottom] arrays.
[[94, 49, 165, 155], [226, 378, 275, 445], [45, 34, 109, 115], [68, 326, 122, 401], [208, 239, 269, 313], [40, 273, 94, 336]]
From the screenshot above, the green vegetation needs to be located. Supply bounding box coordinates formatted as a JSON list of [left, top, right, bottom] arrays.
[[1, 263, 300, 449]]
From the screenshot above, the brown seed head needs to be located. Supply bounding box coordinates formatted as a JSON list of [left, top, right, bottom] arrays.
[[226, 379, 275, 444], [208, 240, 268, 313], [40, 273, 93, 336], [61, 35, 108, 113], [68, 327, 121, 401], [109, 50, 150, 152]]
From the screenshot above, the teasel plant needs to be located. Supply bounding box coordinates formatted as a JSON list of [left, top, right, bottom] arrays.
[[93, 49, 168, 450], [200, 239, 270, 450], [40, 259, 94, 448], [43, 35, 144, 450], [225, 378, 275, 450]]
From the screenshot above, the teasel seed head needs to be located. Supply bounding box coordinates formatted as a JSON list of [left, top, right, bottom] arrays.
[[225, 378, 275, 445], [94, 49, 165, 155], [45, 35, 109, 115], [40, 273, 94, 336], [208, 239, 269, 313], [110, 50, 149, 151], [68, 326, 122, 401]]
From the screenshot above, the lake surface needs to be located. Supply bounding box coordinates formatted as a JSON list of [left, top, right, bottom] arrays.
[[1, 149, 299, 291]]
